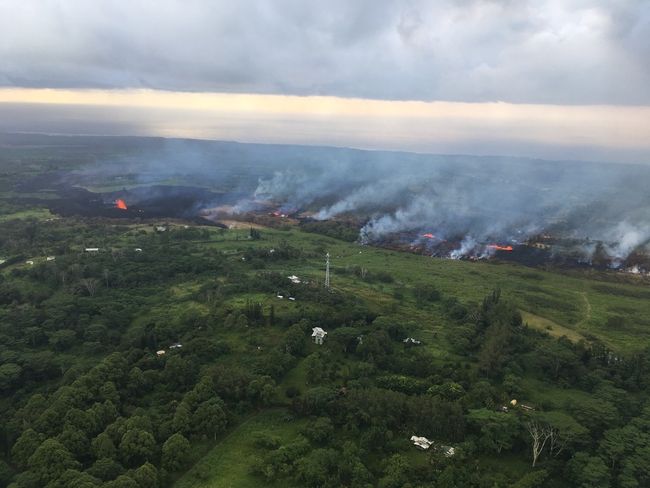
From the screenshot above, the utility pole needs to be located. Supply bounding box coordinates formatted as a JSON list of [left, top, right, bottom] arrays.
[[325, 252, 330, 288]]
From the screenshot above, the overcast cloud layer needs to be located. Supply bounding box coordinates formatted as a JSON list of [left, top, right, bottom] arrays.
[[1, 0, 649, 104]]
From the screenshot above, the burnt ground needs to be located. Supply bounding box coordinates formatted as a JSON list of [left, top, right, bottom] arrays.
[[10, 179, 239, 226]]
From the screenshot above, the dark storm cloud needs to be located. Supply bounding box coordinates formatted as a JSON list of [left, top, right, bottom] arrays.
[[0, 0, 648, 104]]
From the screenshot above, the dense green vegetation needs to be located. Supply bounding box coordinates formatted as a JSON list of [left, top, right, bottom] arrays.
[[0, 209, 649, 487]]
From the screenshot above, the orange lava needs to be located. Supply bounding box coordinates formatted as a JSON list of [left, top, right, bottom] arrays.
[[487, 244, 513, 251], [115, 199, 128, 210]]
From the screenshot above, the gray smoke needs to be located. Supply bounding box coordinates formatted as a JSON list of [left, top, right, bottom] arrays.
[[247, 151, 650, 264]]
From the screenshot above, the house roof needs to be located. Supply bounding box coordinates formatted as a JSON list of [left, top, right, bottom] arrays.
[[410, 435, 433, 449], [311, 327, 327, 337]]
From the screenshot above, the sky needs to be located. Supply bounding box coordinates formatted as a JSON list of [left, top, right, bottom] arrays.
[[0, 0, 648, 163]]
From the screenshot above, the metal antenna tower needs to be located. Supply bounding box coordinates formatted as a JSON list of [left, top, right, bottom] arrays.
[[325, 252, 330, 288]]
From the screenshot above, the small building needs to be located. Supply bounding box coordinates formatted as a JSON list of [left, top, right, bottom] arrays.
[[288, 275, 301, 284], [410, 436, 434, 450], [312, 327, 327, 345], [277, 294, 284, 299], [25, 260, 34, 265], [403, 337, 421, 345], [169, 343, 183, 350], [135, 248, 143, 252], [46, 256, 56, 261], [442, 446, 456, 457], [85, 248, 100, 252], [156, 226, 167, 232], [156, 350, 166, 356], [288, 297, 296, 301]]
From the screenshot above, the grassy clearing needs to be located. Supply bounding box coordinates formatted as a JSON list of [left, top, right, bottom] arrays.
[[174, 409, 305, 488], [521, 310, 587, 344], [0, 207, 54, 222]]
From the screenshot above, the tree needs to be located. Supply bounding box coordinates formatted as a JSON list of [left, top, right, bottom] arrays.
[[378, 454, 410, 488], [526, 420, 554, 467], [161, 433, 191, 472], [27, 438, 80, 485], [468, 409, 520, 454], [569, 398, 618, 438], [163, 355, 194, 390], [302, 417, 334, 444], [413, 283, 441, 308], [283, 324, 305, 356], [294, 448, 341, 488], [11, 428, 44, 469], [133, 462, 159, 488], [0, 362, 22, 390], [86, 457, 125, 481], [0, 460, 12, 487], [172, 402, 192, 436], [511, 470, 549, 488], [566, 452, 611, 488], [104, 474, 139, 488], [47, 469, 101, 488], [90, 432, 117, 459], [119, 428, 156, 467], [58, 426, 90, 459], [80, 278, 99, 297], [192, 398, 227, 440]]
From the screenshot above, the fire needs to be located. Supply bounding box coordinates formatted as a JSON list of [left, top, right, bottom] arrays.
[[487, 244, 513, 252], [422, 233, 436, 239], [115, 199, 128, 210]]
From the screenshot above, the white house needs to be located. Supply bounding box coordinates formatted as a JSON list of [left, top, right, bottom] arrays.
[[85, 248, 100, 252], [169, 343, 183, 350], [156, 350, 166, 356], [403, 337, 421, 345], [25, 260, 34, 265], [288, 275, 301, 284], [312, 327, 327, 345], [46, 256, 56, 261], [135, 248, 143, 252], [410, 436, 434, 450]]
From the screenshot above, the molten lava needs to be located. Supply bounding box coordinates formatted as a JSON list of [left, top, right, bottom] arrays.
[[422, 233, 436, 239], [487, 244, 513, 252], [115, 199, 128, 210]]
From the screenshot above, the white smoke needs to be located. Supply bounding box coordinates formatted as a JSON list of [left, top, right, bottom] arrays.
[[602, 221, 650, 267], [449, 235, 478, 259]]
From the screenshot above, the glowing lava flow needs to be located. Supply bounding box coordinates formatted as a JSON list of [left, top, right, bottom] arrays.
[[487, 244, 513, 252], [422, 233, 436, 239], [115, 199, 128, 210]]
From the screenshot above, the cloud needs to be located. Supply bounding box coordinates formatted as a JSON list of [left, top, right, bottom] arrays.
[[0, 0, 648, 104]]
